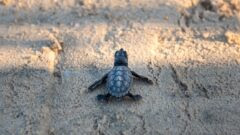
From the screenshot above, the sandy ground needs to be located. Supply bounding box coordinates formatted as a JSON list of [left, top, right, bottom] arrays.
[[0, 0, 240, 134]]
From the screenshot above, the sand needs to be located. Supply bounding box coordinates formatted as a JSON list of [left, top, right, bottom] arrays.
[[0, 0, 240, 134]]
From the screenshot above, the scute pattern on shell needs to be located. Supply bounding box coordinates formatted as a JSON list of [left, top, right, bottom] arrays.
[[106, 66, 132, 97]]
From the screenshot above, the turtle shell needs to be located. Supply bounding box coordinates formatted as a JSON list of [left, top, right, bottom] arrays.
[[106, 66, 132, 97]]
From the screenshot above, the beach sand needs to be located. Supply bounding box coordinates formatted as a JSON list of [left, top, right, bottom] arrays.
[[0, 0, 240, 134]]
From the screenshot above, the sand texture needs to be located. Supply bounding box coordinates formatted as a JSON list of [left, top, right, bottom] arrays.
[[0, 0, 240, 134]]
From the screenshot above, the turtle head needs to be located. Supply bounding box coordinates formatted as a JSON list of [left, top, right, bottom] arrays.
[[114, 48, 128, 66]]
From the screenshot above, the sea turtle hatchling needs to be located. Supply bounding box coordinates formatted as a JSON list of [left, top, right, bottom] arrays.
[[88, 48, 153, 101]]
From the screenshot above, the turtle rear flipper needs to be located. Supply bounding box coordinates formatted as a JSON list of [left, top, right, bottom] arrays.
[[126, 93, 142, 101], [97, 93, 111, 102]]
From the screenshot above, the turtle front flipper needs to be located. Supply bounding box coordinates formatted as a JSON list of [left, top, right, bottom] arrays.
[[88, 73, 108, 91], [131, 71, 153, 84]]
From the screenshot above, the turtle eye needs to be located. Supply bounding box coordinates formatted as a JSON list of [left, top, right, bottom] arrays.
[[115, 51, 119, 56], [124, 51, 127, 57]]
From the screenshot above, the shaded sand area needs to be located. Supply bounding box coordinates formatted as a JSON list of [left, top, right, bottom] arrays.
[[0, 0, 240, 134]]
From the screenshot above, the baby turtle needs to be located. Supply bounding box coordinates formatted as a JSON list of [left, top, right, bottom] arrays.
[[88, 48, 153, 102]]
